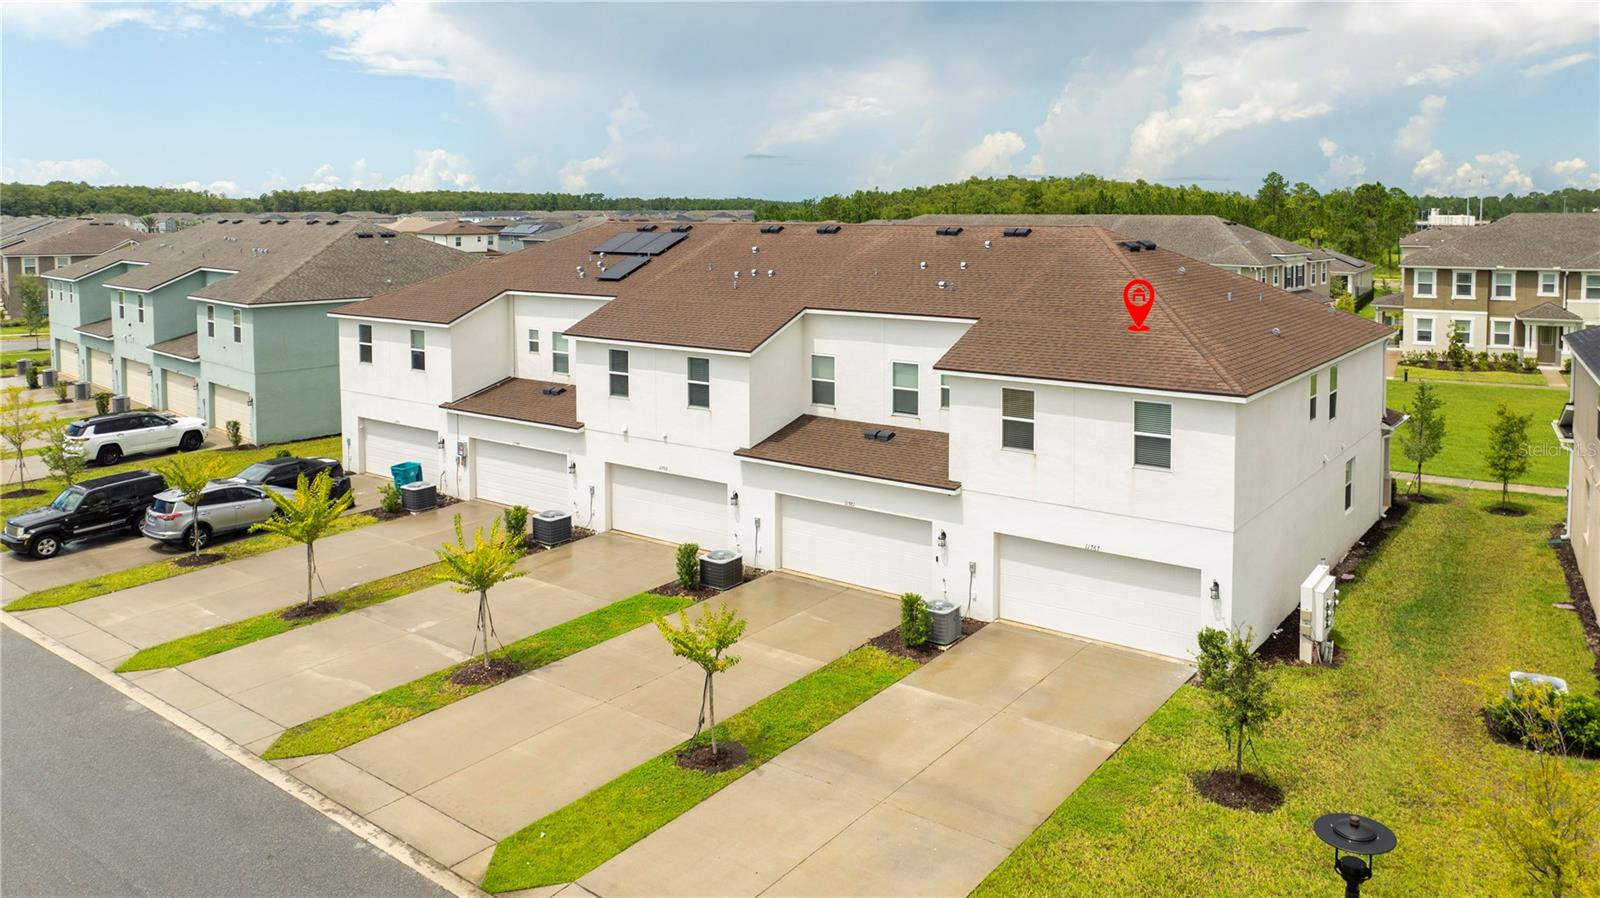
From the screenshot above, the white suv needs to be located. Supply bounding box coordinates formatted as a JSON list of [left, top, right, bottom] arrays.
[[65, 412, 209, 466]]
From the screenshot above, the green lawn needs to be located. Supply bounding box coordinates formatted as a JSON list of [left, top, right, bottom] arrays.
[[262, 592, 695, 759], [1393, 365, 1548, 386], [116, 562, 450, 672], [1386, 380, 1569, 487], [3, 511, 377, 612], [1, 434, 341, 518], [1, 348, 51, 368], [975, 488, 1596, 897], [482, 645, 918, 892]]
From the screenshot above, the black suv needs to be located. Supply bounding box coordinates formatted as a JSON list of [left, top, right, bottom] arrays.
[[2, 470, 168, 558], [222, 457, 352, 500]]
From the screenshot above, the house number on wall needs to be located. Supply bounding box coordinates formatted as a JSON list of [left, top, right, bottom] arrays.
[[1084, 544, 1102, 552]]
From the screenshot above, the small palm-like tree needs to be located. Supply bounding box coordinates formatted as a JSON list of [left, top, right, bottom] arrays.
[[156, 453, 231, 558], [657, 603, 746, 758], [436, 514, 526, 670], [0, 385, 41, 488], [252, 471, 354, 609]]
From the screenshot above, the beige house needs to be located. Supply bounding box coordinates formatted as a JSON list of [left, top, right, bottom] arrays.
[[1, 219, 148, 317], [1558, 325, 1600, 620]]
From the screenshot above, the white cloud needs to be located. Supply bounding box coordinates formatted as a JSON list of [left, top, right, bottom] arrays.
[[1418, 150, 1534, 195], [559, 94, 643, 192], [1317, 137, 1339, 158], [1553, 158, 1589, 176], [1324, 154, 1367, 184], [1548, 158, 1600, 188], [1394, 94, 1447, 158], [954, 132, 1026, 180], [2, 2, 209, 41], [390, 149, 478, 191], [1, 158, 120, 184], [171, 179, 242, 196], [1522, 52, 1595, 78], [1412, 149, 1446, 181], [748, 62, 930, 155]]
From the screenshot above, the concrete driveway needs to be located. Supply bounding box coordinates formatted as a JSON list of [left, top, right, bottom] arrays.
[[580, 623, 1194, 898]]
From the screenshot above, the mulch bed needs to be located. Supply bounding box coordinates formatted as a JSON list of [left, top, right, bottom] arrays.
[[652, 567, 769, 602], [172, 553, 225, 568], [0, 488, 46, 499], [516, 526, 594, 554], [220, 443, 260, 452], [448, 658, 523, 687], [1191, 770, 1284, 813], [868, 617, 988, 663], [1547, 523, 1600, 685], [363, 492, 464, 521], [676, 740, 750, 773], [1489, 505, 1529, 517], [279, 599, 342, 620]]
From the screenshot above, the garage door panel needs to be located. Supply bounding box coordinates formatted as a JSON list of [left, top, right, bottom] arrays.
[[212, 385, 253, 442], [362, 420, 439, 485], [59, 342, 79, 380], [780, 496, 929, 597], [124, 361, 152, 407], [610, 466, 727, 548], [89, 350, 113, 392], [165, 371, 197, 417], [999, 535, 1200, 659], [475, 441, 568, 512]]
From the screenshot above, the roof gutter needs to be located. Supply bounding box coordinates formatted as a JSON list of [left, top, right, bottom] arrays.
[[734, 454, 962, 495], [440, 407, 584, 433]]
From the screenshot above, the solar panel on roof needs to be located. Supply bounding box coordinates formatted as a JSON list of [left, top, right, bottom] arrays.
[[639, 231, 686, 254], [592, 229, 687, 256], [596, 255, 651, 281]]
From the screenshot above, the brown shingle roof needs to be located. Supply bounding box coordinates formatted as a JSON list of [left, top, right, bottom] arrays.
[[342, 221, 1393, 398], [148, 332, 199, 360], [74, 317, 113, 338], [1516, 301, 1583, 322], [2, 221, 146, 258], [440, 377, 581, 429], [735, 414, 958, 491], [1401, 213, 1600, 270]]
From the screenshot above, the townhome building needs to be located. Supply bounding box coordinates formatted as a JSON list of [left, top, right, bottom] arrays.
[[1396, 212, 1600, 363], [415, 221, 500, 253], [1558, 325, 1600, 622], [43, 217, 476, 444], [1, 219, 148, 317], [334, 221, 1393, 660], [902, 214, 1367, 301]]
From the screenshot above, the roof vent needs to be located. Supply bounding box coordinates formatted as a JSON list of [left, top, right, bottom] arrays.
[[378, 231, 396, 238], [919, 261, 927, 270], [959, 261, 967, 270], [1269, 327, 1282, 337], [752, 245, 759, 254], [276, 220, 288, 225], [257, 219, 271, 224], [541, 385, 567, 396], [1139, 240, 1157, 251], [670, 224, 692, 232], [635, 224, 658, 232], [816, 224, 842, 234], [306, 219, 319, 225], [1002, 227, 1032, 237], [355, 231, 374, 239], [760, 224, 784, 234], [1118, 240, 1142, 252], [327, 219, 339, 225], [935, 226, 963, 236], [1222, 219, 1238, 226]]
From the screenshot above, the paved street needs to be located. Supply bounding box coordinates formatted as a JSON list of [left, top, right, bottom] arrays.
[[0, 625, 452, 898]]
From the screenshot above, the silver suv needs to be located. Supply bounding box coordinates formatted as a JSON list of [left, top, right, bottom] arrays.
[[141, 482, 279, 549]]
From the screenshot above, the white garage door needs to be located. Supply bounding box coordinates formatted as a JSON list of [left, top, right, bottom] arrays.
[[124, 360, 152, 407], [998, 535, 1202, 659], [362, 419, 439, 485], [609, 465, 727, 548], [89, 350, 113, 392], [58, 342, 79, 380], [779, 496, 930, 596], [474, 441, 569, 513], [164, 370, 198, 417], [212, 384, 253, 442]]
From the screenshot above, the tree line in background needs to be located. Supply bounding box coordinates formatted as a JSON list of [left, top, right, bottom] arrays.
[[3, 175, 1597, 270]]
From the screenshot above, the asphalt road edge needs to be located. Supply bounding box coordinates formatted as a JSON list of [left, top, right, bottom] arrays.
[[1, 611, 491, 898]]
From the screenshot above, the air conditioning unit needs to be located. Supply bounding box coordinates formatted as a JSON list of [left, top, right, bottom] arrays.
[[40, 369, 56, 387], [1299, 564, 1338, 665], [700, 549, 743, 591], [533, 509, 572, 547], [927, 599, 961, 645], [399, 481, 437, 512], [73, 381, 90, 401], [110, 395, 130, 413]]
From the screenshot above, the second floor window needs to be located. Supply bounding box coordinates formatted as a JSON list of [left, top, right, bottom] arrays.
[[358, 324, 373, 363], [1133, 401, 1172, 469], [609, 349, 629, 397], [1344, 458, 1355, 511], [21, 257, 36, 275], [811, 354, 835, 406], [55, 255, 69, 267], [553, 331, 569, 373], [117, 291, 125, 318], [206, 305, 215, 337], [940, 375, 950, 409], [1453, 270, 1474, 299], [1001, 388, 1034, 451], [1493, 271, 1514, 299], [1415, 269, 1436, 298], [1329, 365, 1339, 419], [137, 296, 145, 324], [1586, 273, 1600, 301], [1539, 271, 1559, 296], [1309, 373, 1318, 420], [687, 357, 710, 408], [527, 329, 539, 353], [892, 362, 918, 415], [410, 329, 425, 370], [232, 309, 243, 343]]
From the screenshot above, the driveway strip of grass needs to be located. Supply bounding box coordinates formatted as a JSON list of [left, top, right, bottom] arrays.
[[115, 561, 450, 673], [482, 645, 917, 893], [262, 591, 694, 760], [3, 512, 375, 612]]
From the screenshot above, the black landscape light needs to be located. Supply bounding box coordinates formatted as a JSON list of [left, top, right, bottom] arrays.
[[1313, 813, 1396, 898]]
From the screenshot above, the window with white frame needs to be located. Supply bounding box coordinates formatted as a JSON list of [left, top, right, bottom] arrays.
[[20, 257, 36, 275], [1272, 267, 1281, 286], [1585, 273, 1600, 301], [1309, 373, 1318, 420], [117, 291, 125, 318], [552, 331, 569, 373], [232, 308, 243, 343], [1344, 458, 1354, 511], [409, 329, 425, 370], [1538, 271, 1559, 296], [54, 256, 69, 268], [136, 295, 144, 323], [1001, 388, 1034, 450], [892, 362, 919, 415], [1414, 269, 1436, 298], [1453, 269, 1475, 299], [687, 356, 710, 408], [206, 305, 215, 337], [1133, 401, 1172, 469], [1493, 271, 1515, 299], [1415, 316, 1435, 343], [527, 329, 539, 353], [1451, 318, 1473, 344], [608, 349, 629, 397], [1330, 366, 1339, 419], [810, 354, 835, 405], [940, 375, 951, 409], [1491, 319, 1513, 347], [357, 324, 373, 363]]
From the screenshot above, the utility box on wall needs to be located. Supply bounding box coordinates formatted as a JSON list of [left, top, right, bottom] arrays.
[[1299, 563, 1339, 665]]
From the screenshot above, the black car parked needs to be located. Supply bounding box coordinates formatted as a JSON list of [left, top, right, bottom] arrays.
[[2, 470, 168, 559], [222, 457, 352, 500]]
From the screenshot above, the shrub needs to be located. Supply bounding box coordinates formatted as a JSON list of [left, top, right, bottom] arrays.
[[378, 481, 403, 514], [274, 448, 292, 458], [1521, 356, 1541, 373], [675, 542, 701, 590], [1562, 357, 1573, 374], [52, 378, 68, 402], [224, 420, 242, 447], [93, 391, 111, 415], [503, 504, 529, 544], [1196, 626, 1281, 782], [899, 592, 929, 648], [24, 366, 38, 389], [1499, 352, 1521, 371], [1487, 682, 1600, 756]]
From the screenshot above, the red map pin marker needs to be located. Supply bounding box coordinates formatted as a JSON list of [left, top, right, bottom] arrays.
[[1124, 278, 1155, 332]]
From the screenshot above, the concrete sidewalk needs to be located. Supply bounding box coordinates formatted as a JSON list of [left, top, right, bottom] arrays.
[[1392, 470, 1565, 497], [580, 623, 1193, 898]]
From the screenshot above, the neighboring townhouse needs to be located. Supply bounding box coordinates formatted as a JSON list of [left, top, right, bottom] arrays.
[[1, 219, 147, 317], [415, 221, 500, 253], [1396, 213, 1600, 362], [1557, 325, 1600, 621], [495, 217, 609, 253], [901, 213, 1363, 301], [334, 221, 1393, 660], [1324, 248, 1375, 299], [43, 217, 477, 444]]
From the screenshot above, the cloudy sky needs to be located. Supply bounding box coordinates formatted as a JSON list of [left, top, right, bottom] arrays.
[[2, 1, 1597, 200]]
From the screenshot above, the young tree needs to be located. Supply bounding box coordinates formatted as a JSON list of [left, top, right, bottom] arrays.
[[1446, 323, 1471, 368], [1398, 381, 1447, 497], [155, 453, 231, 557], [436, 514, 526, 671], [36, 419, 86, 488], [657, 603, 746, 758], [18, 276, 46, 350], [251, 471, 355, 610], [1484, 403, 1533, 508], [675, 542, 701, 590], [0, 385, 41, 488], [1195, 627, 1281, 784]]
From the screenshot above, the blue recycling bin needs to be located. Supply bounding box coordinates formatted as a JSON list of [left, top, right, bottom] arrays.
[[390, 462, 423, 486]]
